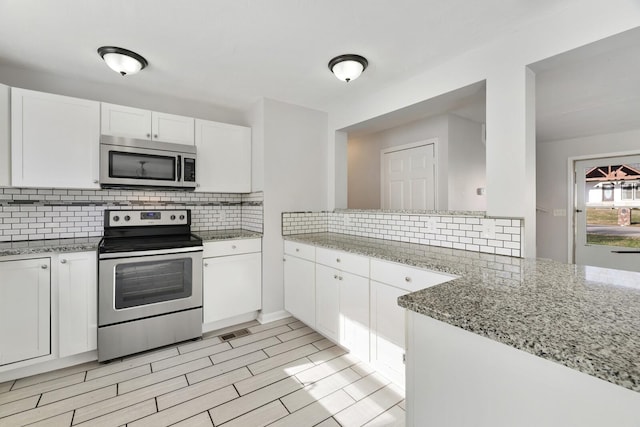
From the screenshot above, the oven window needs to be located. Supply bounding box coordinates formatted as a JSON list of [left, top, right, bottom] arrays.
[[114, 258, 192, 309], [109, 151, 176, 181]]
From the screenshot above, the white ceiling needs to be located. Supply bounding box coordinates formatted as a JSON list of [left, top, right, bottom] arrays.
[[533, 27, 640, 143], [0, 0, 560, 112]]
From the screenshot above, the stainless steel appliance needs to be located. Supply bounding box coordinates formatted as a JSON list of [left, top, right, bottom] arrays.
[[100, 135, 197, 190], [97, 209, 203, 361]]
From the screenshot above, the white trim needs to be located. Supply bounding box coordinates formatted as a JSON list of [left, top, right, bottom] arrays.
[[380, 138, 439, 210], [257, 309, 291, 324]]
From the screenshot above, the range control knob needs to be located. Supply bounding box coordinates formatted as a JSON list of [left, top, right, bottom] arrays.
[[112, 215, 120, 222], [170, 215, 176, 220], [124, 215, 131, 221], [179, 215, 185, 220]]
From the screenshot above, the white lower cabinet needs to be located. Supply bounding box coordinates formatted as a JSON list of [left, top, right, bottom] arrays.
[[0, 258, 51, 366], [315, 264, 340, 342], [58, 251, 97, 358], [339, 271, 370, 362], [315, 248, 370, 362], [283, 253, 316, 329], [370, 280, 409, 387], [203, 239, 262, 327]]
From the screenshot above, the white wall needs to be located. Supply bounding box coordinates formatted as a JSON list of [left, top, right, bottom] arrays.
[[348, 114, 449, 209], [536, 128, 640, 263], [348, 114, 485, 211], [328, 0, 640, 257], [254, 98, 328, 318], [0, 63, 246, 125], [448, 114, 486, 211]]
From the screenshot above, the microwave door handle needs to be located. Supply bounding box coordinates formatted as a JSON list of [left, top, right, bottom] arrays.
[[177, 155, 182, 182]]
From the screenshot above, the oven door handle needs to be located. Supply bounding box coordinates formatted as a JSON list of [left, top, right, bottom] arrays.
[[99, 246, 203, 259]]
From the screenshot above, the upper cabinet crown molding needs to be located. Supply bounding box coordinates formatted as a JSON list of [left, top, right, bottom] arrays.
[[101, 103, 195, 146], [11, 88, 100, 189], [194, 119, 251, 193]]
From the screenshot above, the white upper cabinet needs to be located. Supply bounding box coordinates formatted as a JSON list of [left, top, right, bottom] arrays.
[[195, 119, 251, 193], [0, 84, 10, 187], [101, 103, 195, 145], [11, 88, 100, 189]]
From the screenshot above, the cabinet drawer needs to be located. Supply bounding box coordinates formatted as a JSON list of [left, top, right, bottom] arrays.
[[370, 259, 455, 292], [284, 241, 315, 261], [316, 247, 369, 277], [204, 238, 261, 258]]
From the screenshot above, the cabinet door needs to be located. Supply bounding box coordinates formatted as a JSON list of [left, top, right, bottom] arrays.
[[195, 119, 251, 193], [101, 102, 152, 139], [0, 258, 50, 366], [203, 252, 261, 324], [370, 280, 407, 387], [12, 88, 100, 189], [339, 271, 370, 362], [151, 112, 194, 145], [315, 264, 340, 342], [58, 252, 97, 358], [284, 255, 315, 328]]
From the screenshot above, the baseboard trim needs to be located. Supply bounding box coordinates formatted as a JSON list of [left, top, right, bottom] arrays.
[[257, 310, 291, 324]]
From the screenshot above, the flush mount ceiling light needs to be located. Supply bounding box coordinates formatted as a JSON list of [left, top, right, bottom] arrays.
[[328, 54, 368, 82], [97, 46, 148, 76]]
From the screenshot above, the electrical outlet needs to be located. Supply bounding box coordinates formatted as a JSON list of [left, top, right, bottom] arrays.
[[480, 219, 496, 239], [425, 217, 437, 233], [343, 215, 352, 227]]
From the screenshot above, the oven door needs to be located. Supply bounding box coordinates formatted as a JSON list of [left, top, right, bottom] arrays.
[[98, 247, 203, 326]]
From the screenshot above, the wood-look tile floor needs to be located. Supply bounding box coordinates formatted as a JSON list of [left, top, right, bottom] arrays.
[[0, 317, 405, 426]]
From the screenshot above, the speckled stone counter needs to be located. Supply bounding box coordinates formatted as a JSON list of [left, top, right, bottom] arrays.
[[0, 237, 101, 257], [284, 232, 640, 393], [196, 229, 262, 242]]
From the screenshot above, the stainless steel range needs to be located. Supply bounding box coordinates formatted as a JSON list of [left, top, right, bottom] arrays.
[[97, 209, 203, 362]]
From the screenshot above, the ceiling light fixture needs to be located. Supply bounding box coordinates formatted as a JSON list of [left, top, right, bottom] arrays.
[[328, 54, 368, 82], [97, 46, 148, 76]]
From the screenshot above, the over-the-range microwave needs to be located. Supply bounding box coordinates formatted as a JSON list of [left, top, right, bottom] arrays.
[[100, 135, 196, 190]]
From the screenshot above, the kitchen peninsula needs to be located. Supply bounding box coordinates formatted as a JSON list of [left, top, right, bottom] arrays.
[[282, 209, 640, 427]]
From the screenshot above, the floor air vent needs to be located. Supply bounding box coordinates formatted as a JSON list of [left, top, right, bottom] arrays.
[[219, 328, 251, 341]]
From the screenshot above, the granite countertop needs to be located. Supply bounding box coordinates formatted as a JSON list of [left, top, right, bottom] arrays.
[[284, 232, 640, 393], [0, 237, 102, 257], [196, 229, 262, 242]]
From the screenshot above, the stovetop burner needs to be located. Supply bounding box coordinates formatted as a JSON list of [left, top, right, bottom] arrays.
[[99, 208, 202, 254]]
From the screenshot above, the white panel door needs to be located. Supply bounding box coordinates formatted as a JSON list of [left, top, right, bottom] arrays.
[[12, 88, 100, 189], [382, 141, 436, 210], [0, 258, 50, 366], [575, 155, 640, 272], [339, 271, 370, 362], [370, 280, 407, 387], [151, 112, 195, 145], [203, 252, 262, 323], [58, 252, 97, 358], [195, 119, 251, 193], [100, 102, 152, 139], [284, 254, 316, 328], [315, 264, 340, 342]]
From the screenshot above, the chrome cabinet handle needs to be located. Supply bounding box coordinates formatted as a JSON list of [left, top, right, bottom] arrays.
[[336, 258, 341, 263], [405, 276, 412, 282], [93, 179, 99, 184], [283, 258, 286, 262], [295, 248, 300, 252], [232, 245, 237, 249], [146, 133, 151, 138], [154, 134, 158, 138], [204, 262, 208, 267], [334, 274, 338, 279], [196, 183, 200, 187], [41, 264, 48, 269], [60, 259, 67, 264], [338, 276, 343, 281]]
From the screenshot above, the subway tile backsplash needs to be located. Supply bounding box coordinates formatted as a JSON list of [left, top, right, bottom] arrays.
[[0, 188, 263, 241], [282, 210, 523, 258]]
